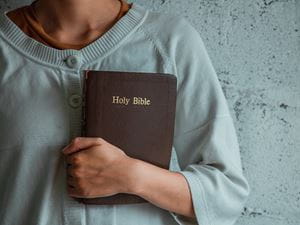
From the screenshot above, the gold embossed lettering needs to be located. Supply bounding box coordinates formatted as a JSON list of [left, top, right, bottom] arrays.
[[133, 97, 151, 105], [112, 96, 130, 105]]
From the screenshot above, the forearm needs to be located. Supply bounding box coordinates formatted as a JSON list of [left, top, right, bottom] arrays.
[[126, 157, 196, 218]]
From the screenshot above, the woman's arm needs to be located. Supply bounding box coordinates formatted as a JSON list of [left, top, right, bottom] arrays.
[[62, 15, 250, 225], [62, 137, 195, 218], [126, 157, 196, 218]]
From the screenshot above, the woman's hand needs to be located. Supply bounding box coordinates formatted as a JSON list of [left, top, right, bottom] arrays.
[[61, 137, 137, 198], [61, 136, 195, 218]]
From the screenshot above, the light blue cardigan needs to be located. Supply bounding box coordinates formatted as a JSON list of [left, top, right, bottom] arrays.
[[0, 2, 250, 225]]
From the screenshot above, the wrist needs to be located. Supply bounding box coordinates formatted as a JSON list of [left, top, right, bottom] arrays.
[[120, 155, 144, 195]]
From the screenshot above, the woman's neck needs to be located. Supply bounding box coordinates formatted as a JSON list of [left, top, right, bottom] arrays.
[[32, 0, 121, 43]]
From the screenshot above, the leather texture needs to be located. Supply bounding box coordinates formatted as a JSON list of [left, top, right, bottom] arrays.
[[75, 70, 177, 205]]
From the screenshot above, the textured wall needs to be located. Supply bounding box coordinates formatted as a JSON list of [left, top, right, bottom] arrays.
[[0, 0, 299, 225]]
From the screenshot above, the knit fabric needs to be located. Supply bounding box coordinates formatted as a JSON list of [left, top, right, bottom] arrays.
[[0, 2, 250, 225], [5, 0, 132, 50]]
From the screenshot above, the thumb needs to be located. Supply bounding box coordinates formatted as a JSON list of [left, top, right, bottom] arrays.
[[62, 137, 104, 155]]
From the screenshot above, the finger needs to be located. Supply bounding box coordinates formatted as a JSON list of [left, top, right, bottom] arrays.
[[62, 137, 105, 155], [67, 175, 78, 187], [61, 143, 72, 153], [65, 154, 77, 164], [66, 165, 75, 177], [67, 185, 83, 197], [66, 164, 85, 178]]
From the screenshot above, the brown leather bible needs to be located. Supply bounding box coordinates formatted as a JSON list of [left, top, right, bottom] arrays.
[[75, 70, 177, 205]]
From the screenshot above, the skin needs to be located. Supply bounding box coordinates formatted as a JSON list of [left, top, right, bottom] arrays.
[[62, 137, 196, 218], [35, 0, 196, 219], [33, 0, 122, 44]]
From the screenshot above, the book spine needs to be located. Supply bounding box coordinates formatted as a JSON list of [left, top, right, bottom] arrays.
[[81, 70, 89, 137]]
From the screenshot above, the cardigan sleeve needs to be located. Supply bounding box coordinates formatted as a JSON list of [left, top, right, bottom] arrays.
[[166, 17, 250, 225]]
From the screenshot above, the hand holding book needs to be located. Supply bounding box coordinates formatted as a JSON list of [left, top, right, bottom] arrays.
[[61, 137, 139, 199], [64, 70, 177, 205], [61, 136, 196, 218]]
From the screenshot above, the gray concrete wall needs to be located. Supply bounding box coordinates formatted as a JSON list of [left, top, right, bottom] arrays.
[[1, 0, 299, 225]]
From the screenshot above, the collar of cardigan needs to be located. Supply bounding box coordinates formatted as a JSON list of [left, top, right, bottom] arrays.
[[0, 2, 148, 69]]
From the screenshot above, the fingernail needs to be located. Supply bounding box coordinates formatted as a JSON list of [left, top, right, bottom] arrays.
[[62, 144, 70, 153]]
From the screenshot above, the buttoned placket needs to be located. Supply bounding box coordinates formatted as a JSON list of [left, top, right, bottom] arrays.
[[0, 2, 150, 224], [65, 55, 81, 69], [62, 53, 87, 225]]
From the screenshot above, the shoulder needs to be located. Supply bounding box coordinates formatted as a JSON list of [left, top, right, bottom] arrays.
[[137, 6, 207, 71], [140, 8, 202, 45]]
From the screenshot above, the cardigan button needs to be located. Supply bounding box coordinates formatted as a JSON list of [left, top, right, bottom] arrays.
[[69, 94, 82, 108], [66, 55, 81, 68]]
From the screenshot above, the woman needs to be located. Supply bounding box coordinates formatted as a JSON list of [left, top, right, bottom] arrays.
[[0, 0, 250, 225]]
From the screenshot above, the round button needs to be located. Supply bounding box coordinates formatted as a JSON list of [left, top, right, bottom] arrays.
[[66, 55, 81, 68], [69, 94, 82, 108]]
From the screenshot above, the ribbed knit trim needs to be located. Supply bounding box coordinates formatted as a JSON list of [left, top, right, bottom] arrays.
[[0, 2, 148, 68]]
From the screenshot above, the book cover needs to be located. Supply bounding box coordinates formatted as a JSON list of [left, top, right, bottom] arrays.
[[75, 70, 177, 205]]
